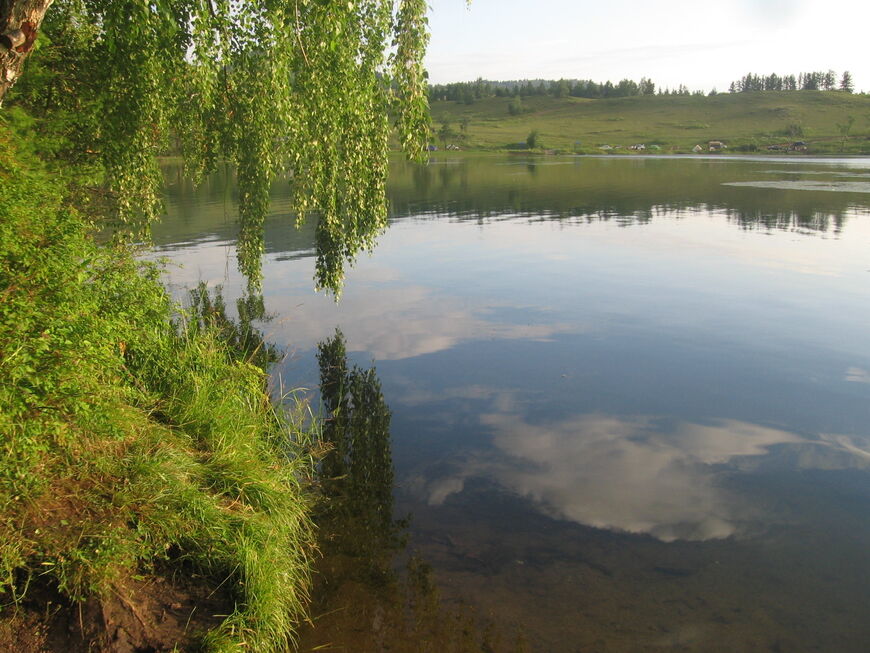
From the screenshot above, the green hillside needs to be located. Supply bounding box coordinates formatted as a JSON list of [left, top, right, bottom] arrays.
[[429, 91, 870, 154]]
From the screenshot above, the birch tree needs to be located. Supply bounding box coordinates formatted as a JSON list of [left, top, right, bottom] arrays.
[[2, 0, 431, 295]]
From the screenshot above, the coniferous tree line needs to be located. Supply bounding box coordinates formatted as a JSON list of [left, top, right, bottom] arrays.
[[728, 70, 854, 93], [428, 77, 659, 103], [429, 70, 859, 106]]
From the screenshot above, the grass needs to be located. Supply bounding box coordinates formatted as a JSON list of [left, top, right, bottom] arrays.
[[429, 91, 870, 154], [0, 118, 316, 650]]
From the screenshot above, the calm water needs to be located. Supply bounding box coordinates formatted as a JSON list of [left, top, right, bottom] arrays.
[[155, 155, 870, 652]]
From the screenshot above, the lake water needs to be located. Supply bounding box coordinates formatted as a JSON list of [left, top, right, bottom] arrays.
[[155, 155, 870, 652]]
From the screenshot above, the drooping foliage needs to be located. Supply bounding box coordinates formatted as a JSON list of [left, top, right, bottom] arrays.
[[11, 0, 430, 294]]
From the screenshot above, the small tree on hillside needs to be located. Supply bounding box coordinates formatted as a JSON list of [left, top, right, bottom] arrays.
[[526, 129, 540, 150], [459, 116, 470, 142], [840, 71, 854, 93], [639, 78, 655, 95], [837, 115, 855, 152], [787, 123, 804, 138], [438, 120, 456, 147], [552, 78, 570, 98]]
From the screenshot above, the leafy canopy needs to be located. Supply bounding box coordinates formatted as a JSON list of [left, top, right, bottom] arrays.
[[27, 0, 431, 294]]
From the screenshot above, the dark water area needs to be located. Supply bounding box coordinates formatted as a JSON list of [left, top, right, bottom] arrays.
[[154, 155, 870, 652]]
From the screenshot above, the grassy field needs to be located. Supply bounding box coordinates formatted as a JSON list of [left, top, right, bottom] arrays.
[[430, 91, 870, 154]]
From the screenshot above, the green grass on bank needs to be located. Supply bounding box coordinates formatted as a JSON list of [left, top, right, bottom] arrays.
[[430, 91, 870, 154], [0, 121, 315, 650]]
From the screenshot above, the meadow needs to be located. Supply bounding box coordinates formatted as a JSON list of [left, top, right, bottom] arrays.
[[429, 91, 870, 154]]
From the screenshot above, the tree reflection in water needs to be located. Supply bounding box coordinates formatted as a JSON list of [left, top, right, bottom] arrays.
[[186, 282, 279, 372], [316, 328, 400, 566], [302, 329, 528, 652]]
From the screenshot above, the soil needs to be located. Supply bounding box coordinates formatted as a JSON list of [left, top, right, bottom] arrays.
[[0, 570, 233, 653]]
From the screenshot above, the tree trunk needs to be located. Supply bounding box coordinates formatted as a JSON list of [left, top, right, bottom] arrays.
[[0, 0, 53, 104]]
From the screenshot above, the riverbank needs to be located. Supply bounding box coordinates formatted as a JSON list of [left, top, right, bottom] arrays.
[[429, 91, 870, 155], [0, 123, 315, 650]]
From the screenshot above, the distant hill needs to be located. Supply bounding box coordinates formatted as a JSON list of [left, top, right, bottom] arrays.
[[428, 91, 870, 154]]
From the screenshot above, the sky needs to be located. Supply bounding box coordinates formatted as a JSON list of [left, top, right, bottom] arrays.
[[424, 0, 870, 92]]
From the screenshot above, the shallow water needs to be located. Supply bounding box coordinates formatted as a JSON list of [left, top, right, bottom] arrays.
[[155, 155, 870, 652]]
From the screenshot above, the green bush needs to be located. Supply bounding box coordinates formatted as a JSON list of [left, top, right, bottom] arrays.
[[0, 125, 315, 651]]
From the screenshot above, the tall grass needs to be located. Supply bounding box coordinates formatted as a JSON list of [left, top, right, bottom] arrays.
[[0, 120, 315, 649]]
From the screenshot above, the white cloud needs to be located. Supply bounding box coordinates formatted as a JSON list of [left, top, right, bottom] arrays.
[[845, 367, 870, 384], [739, 0, 806, 26], [266, 279, 579, 361], [407, 414, 870, 542], [425, 0, 870, 91], [147, 234, 582, 362]]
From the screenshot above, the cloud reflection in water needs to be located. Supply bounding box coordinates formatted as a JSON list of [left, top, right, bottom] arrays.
[[411, 413, 870, 542], [271, 282, 579, 361]]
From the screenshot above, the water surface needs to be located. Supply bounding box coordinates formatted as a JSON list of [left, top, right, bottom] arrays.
[[155, 155, 870, 652]]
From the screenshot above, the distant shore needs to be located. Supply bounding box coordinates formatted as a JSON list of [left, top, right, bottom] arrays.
[[427, 91, 870, 156]]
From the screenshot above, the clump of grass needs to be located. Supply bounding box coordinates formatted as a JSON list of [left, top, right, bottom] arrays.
[[672, 121, 709, 130], [0, 123, 315, 650]]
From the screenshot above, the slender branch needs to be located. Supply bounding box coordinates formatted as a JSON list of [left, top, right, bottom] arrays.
[[294, 0, 310, 66]]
